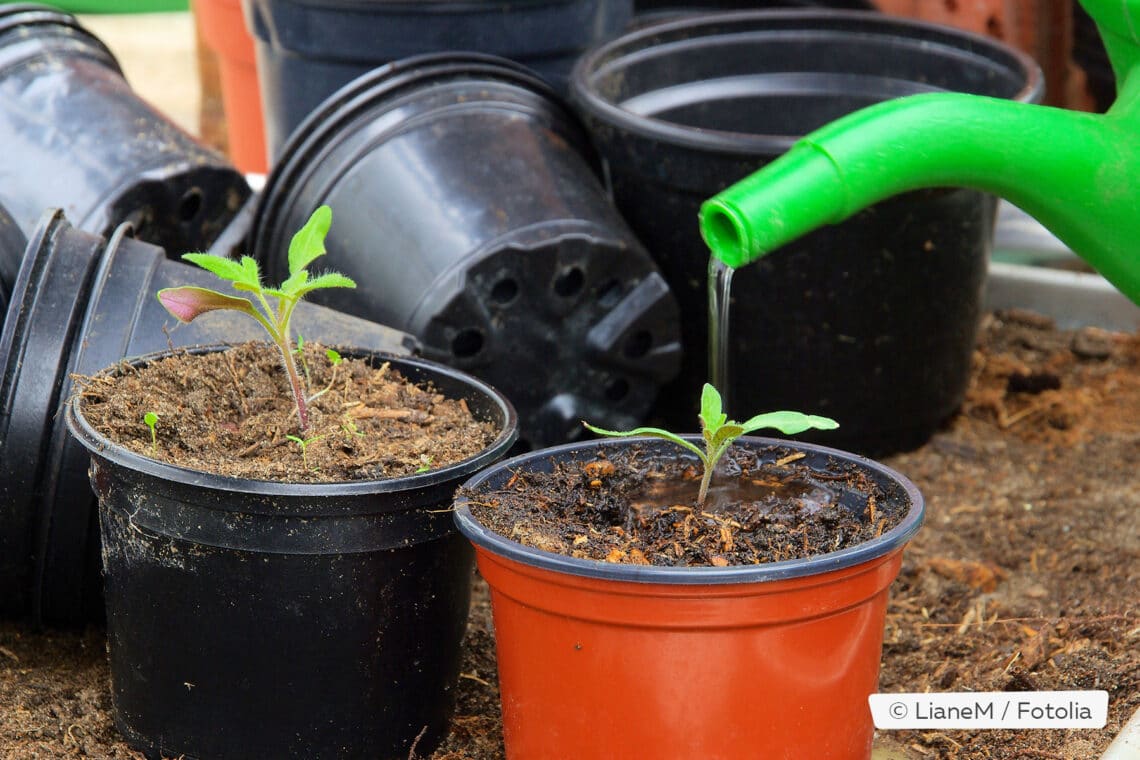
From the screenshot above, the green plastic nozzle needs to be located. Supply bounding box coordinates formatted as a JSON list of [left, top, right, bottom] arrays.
[[701, 0, 1140, 306]]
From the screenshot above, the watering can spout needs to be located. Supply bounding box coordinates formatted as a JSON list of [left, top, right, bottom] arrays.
[[700, 0, 1140, 306]]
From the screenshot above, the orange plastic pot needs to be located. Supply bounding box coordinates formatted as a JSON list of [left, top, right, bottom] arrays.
[[193, 0, 266, 173], [454, 437, 924, 760]]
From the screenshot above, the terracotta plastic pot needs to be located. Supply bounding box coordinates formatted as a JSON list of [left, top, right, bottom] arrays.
[[454, 436, 924, 759], [193, 0, 267, 173], [67, 347, 518, 759]]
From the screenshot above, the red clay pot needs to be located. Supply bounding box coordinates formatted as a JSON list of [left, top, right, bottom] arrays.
[[453, 437, 924, 759], [194, 0, 266, 173]]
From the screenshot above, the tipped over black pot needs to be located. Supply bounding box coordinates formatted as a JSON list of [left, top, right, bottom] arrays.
[[0, 210, 419, 624], [250, 53, 682, 450], [0, 4, 250, 254]]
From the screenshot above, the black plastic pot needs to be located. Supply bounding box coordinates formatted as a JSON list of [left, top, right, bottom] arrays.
[[0, 4, 250, 254], [570, 10, 1043, 454], [67, 348, 517, 760], [250, 53, 682, 450], [0, 209, 419, 624], [244, 0, 634, 159]]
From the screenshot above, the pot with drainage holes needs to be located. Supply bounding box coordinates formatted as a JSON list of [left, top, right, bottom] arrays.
[[249, 53, 682, 450], [0, 4, 250, 254], [0, 209, 417, 624]]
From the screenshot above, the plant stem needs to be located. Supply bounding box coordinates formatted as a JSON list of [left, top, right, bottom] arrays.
[[275, 340, 309, 432], [697, 465, 713, 507]]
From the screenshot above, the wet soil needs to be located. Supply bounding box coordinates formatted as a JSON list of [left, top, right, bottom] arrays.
[[464, 444, 905, 567], [75, 341, 497, 482], [3, 310, 1138, 759]]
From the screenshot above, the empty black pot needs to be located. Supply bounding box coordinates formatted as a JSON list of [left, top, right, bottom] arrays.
[[0, 209, 419, 624], [244, 0, 634, 159], [67, 348, 517, 760], [0, 4, 250, 254], [570, 10, 1042, 454], [250, 53, 681, 450]]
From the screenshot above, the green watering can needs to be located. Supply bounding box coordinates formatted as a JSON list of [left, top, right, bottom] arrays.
[[700, 0, 1140, 306]]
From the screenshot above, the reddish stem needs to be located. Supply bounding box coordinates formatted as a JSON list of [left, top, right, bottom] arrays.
[[275, 340, 309, 433]]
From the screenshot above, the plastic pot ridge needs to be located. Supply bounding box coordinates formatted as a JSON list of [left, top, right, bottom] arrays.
[[454, 436, 924, 759]]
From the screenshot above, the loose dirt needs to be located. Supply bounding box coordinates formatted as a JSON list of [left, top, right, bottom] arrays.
[[3, 310, 1137, 759]]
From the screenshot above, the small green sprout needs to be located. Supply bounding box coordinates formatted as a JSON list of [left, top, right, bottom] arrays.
[[309, 348, 345, 403], [415, 454, 433, 474], [144, 411, 159, 453], [286, 433, 324, 466], [584, 383, 838, 506], [156, 205, 356, 434]]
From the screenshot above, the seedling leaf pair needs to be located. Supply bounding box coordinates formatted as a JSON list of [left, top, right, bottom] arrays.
[[156, 205, 355, 433], [584, 383, 838, 506]]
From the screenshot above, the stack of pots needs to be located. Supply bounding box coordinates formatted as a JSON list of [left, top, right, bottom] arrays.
[[570, 10, 1043, 454]]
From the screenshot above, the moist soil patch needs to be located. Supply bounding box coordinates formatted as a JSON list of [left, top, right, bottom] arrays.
[[75, 341, 497, 482], [464, 444, 904, 567], [3, 310, 1138, 759]]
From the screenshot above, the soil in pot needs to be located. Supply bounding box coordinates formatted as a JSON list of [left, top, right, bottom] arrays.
[[76, 340, 496, 481], [465, 442, 904, 566]]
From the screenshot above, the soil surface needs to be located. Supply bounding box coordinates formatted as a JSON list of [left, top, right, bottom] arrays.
[[464, 443, 906, 567], [75, 341, 497, 482], [3, 310, 1138, 759]]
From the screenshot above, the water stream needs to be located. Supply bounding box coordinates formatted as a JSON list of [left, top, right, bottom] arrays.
[[707, 257, 735, 412]]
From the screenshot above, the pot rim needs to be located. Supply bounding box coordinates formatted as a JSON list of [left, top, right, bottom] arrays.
[[569, 8, 1044, 155], [454, 435, 924, 584], [66, 344, 519, 496]]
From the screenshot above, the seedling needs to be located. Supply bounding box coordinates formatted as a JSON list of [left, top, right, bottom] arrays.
[[415, 455, 433, 474], [144, 411, 159, 453], [286, 433, 324, 466], [156, 206, 355, 433], [584, 383, 838, 506]]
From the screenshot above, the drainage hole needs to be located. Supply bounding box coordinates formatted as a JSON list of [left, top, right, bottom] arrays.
[[623, 330, 651, 359], [605, 377, 630, 401], [178, 187, 203, 222], [553, 267, 584, 298], [451, 328, 484, 358], [490, 277, 519, 304]]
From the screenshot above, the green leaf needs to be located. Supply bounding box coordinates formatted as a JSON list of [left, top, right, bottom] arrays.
[[277, 268, 309, 297], [144, 412, 158, 428], [287, 205, 332, 276], [739, 411, 840, 436], [709, 422, 744, 451], [326, 348, 342, 365], [157, 286, 261, 324], [294, 272, 357, 295], [699, 383, 727, 433], [229, 257, 265, 293], [582, 422, 706, 463]]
